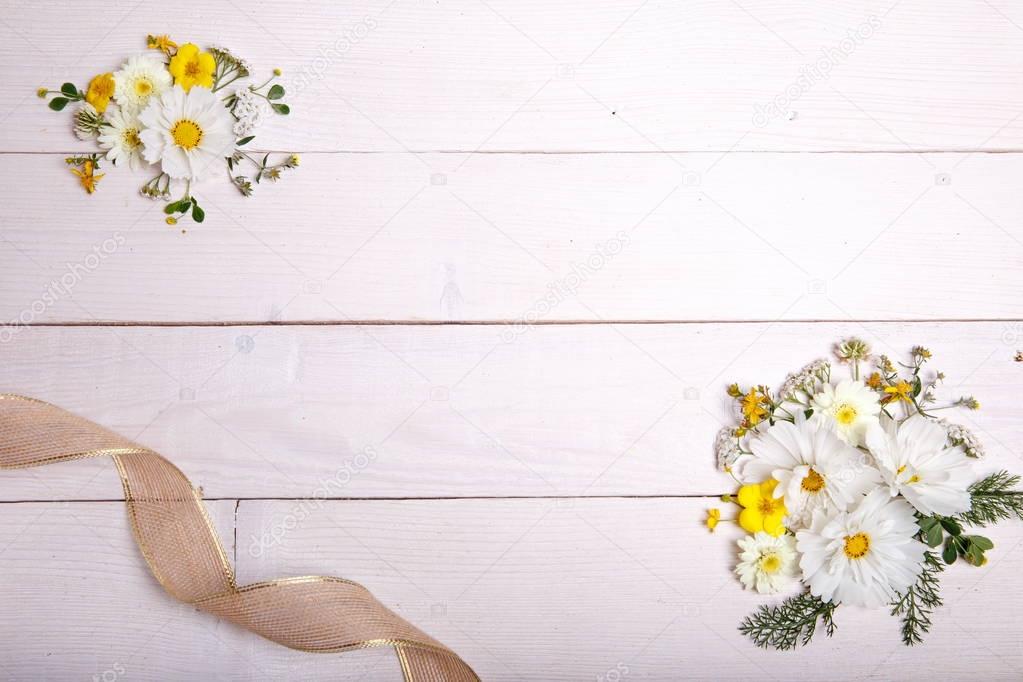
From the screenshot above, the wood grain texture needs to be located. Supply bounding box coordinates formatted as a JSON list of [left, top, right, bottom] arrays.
[[234, 497, 1023, 680], [0, 500, 248, 681], [3, 1, 1023, 153], [1, 321, 1017, 501], [1, 152, 1021, 323]]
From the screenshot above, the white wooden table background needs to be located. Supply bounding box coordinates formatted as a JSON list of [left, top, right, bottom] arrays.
[[1, 1, 1022, 679]]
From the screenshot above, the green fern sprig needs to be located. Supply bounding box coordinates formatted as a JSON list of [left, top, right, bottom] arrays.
[[890, 551, 944, 645], [955, 471, 1023, 526], [738, 592, 837, 650]]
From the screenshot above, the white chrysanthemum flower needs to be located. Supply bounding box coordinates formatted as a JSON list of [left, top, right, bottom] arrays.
[[797, 489, 926, 608], [866, 415, 973, 516], [735, 532, 798, 594], [810, 380, 881, 447], [113, 55, 172, 112], [139, 85, 235, 180], [73, 103, 103, 140], [98, 106, 146, 170], [735, 418, 880, 528]]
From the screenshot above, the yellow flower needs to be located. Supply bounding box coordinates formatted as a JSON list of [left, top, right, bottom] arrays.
[[169, 43, 215, 91], [166, 216, 178, 225], [147, 34, 178, 54], [36, 86, 48, 98], [865, 372, 882, 390], [85, 73, 115, 113], [705, 508, 721, 533], [741, 388, 768, 426], [737, 480, 787, 537], [70, 159, 104, 194], [273, 67, 282, 76], [289, 154, 300, 167], [883, 380, 913, 405]]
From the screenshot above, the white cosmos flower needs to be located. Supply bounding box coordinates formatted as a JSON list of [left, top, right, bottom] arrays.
[[113, 55, 172, 112], [98, 106, 146, 170], [866, 415, 973, 516], [810, 380, 881, 447], [139, 85, 234, 180], [797, 489, 926, 608], [735, 418, 880, 528], [735, 532, 798, 594]]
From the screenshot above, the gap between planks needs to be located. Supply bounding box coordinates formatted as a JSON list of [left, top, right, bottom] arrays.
[[12, 318, 1023, 328], [0, 494, 728, 504], [4, 149, 1023, 156]]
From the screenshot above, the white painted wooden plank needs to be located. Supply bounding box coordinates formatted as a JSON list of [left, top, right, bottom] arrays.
[[0, 500, 256, 681], [235, 497, 1023, 680], [3, 1, 1023, 152], [1, 152, 1020, 323], [1, 322, 1017, 501]]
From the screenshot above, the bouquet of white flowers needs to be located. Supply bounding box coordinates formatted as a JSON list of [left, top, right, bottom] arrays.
[[707, 339, 1022, 649], [38, 34, 298, 225]]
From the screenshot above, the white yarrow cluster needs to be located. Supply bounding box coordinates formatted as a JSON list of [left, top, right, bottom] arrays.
[[231, 87, 265, 137], [937, 419, 985, 458], [715, 426, 741, 471]]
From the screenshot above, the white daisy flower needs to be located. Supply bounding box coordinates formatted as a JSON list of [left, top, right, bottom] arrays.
[[866, 415, 973, 516], [810, 379, 881, 447], [98, 106, 146, 170], [113, 54, 172, 112], [735, 532, 798, 594], [735, 418, 880, 527], [139, 85, 235, 181], [797, 489, 926, 608]]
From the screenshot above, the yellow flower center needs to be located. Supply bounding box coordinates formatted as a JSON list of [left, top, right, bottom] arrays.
[[134, 79, 153, 96], [171, 119, 203, 150], [758, 497, 781, 516], [843, 532, 870, 559], [185, 60, 201, 77], [122, 127, 141, 149], [834, 403, 858, 425], [759, 553, 781, 574], [800, 468, 826, 493]]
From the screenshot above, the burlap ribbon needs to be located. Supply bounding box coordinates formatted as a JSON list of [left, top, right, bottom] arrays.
[[0, 394, 478, 681]]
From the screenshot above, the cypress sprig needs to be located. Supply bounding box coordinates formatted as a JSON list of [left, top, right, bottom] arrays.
[[739, 592, 837, 650], [890, 551, 944, 645], [955, 471, 1023, 527]]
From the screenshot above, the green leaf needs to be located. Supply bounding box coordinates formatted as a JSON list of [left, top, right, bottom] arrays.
[[267, 84, 285, 100], [942, 538, 958, 565], [939, 517, 962, 536], [968, 535, 994, 551], [924, 523, 943, 548], [60, 82, 78, 96], [271, 102, 290, 115], [236, 136, 255, 146], [191, 203, 205, 223], [48, 97, 69, 111], [164, 201, 181, 215], [918, 517, 939, 532]]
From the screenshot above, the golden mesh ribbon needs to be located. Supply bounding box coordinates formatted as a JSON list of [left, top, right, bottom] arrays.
[[0, 395, 478, 682]]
